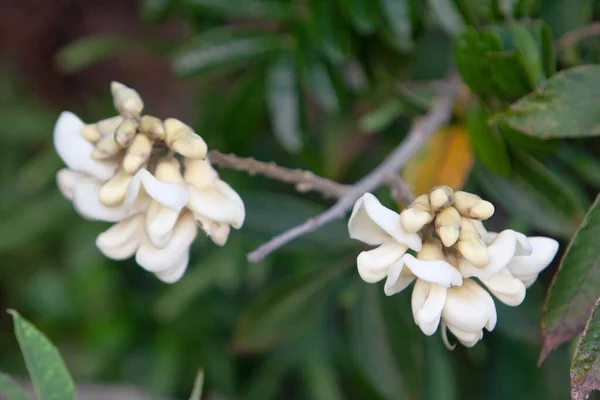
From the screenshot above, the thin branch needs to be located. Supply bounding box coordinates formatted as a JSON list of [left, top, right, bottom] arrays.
[[208, 150, 348, 199], [557, 22, 600, 48], [246, 73, 461, 263]]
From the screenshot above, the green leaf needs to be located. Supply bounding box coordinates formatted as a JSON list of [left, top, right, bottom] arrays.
[[266, 55, 302, 152], [514, 0, 541, 16], [377, 0, 414, 52], [474, 166, 577, 238], [570, 297, 600, 400], [540, 0, 593, 37], [510, 24, 543, 88], [55, 35, 130, 72], [427, 0, 466, 37], [422, 337, 457, 400], [500, 65, 600, 138], [309, 0, 353, 62], [185, 0, 291, 19], [486, 51, 533, 98], [499, 122, 558, 154], [350, 285, 409, 399], [358, 100, 403, 134], [306, 60, 339, 113], [173, 29, 282, 77], [141, 0, 175, 24], [540, 195, 600, 363], [8, 310, 75, 400], [301, 341, 344, 400], [455, 28, 502, 95], [189, 369, 205, 400], [339, 0, 377, 33], [558, 145, 600, 189], [0, 372, 32, 400], [465, 100, 511, 176], [511, 148, 588, 217], [232, 262, 347, 353]]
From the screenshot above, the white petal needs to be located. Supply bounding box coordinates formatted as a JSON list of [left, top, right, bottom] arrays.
[[125, 169, 189, 212], [53, 111, 118, 180], [402, 254, 463, 287], [348, 193, 422, 251], [145, 201, 180, 248], [72, 179, 128, 222], [384, 261, 415, 296], [209, 223, 230, 246], [446, 323, 483, 347], [480, 270, 526, 306], [357, 242, 407, 283], [187, 181, 245, 229], [135, 212, 197, 272], [464, 279, 497, 331], [442, 280, 496, 333], [154, 250, 190, 283], [411, 280, 447, 336], [507, 237, 559, 287], [56, 169, 87, 200], [96, 215, 144, 260], [459, 230, 532, 280]]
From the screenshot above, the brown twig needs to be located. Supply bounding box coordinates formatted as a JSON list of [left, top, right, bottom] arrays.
[[246, 73, 461, 263], [556, 22, 600, 48]]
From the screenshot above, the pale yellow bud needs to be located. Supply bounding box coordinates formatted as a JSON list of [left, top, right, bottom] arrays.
[[99, 169, 133, 206], [457, 236, 489, 267], [417, 238, 444, 260], [399, 205, 433, 233], [97, 116, 124, 136], [458, 216, 480, 240], [444, 250, 459, 267], [123, 134, 153, 174], [139, 115, 166, 140], [164, 118, 207, 159], [111, 81, 144, 117], [115, 118, 139, 148], [183, 158, 218, 189], [429, 185, 454, 212], [435, 206, 461, 247], [81, 124, 101, 143], [154, 158, 184, 183], [454, 191, 495, 220], [412, 194, 431, 210], [91, 133, 121, 159]]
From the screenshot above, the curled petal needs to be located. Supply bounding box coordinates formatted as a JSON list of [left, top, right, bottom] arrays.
[[459, 229, 532, 280], [53, 111, 118, 180], [146, 201, 180, 248], [187, 180, 245, 229], [196, 215, 232, 246], [442, 279, 496, 334], [154, 250, 190, 283], [125, 169, 189, 213], [446, 323, 483, 348], [411, 280, 447, 335], [348, 193, 422, 251], [96, 215, 144, 260], [72, 179, 128, 222], [135, 212, 197, 272], [357, 242, 407, 283], [480, 270, 526, 306], [56, 169, 87, 200], [385, 254, 462, 296], [507, 237, 559, 287]]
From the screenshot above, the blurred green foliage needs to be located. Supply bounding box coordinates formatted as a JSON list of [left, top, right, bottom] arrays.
[[2, 0, 600, 399]]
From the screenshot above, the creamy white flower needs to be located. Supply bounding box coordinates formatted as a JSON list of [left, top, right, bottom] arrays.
[[184, 159, 245, 246], [348, 193, 422, 283], [441, 279, 497, 348]]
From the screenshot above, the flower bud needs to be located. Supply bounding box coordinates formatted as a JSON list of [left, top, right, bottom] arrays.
[[155, 157, 184, 183], [400, 194, 434, 233], [454, 191, 495, 220], [81, 124, 101, 143], [429, 185, 454, 212], [139, 115, 166, 140], [458, 217, 479, 240], [183, 158, 218, 189], [97, 116, 124, 136], [417, 238, 444, 261], [111, 81, 144, 117], [164, 118, 208, 159], [457, 236, 489, 267], [123, 134, 153, 174], [99, 169, 133, 206], [115, 118, 139, 148], [435, 206, 461, 247], [91, 132, 121, 159]]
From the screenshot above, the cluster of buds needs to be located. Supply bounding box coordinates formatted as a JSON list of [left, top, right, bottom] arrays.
[[54, 82, 244, 283], [400, 186, 495, 267], [348, 188, 558, 349]]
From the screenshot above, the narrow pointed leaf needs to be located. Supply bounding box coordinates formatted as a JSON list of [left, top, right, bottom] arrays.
[[185, 0, 291, 19], [189, 369, 205, 400], [427, 0, 465, 37], [570, 297, 600, 400], [540, 195, 600, 363], [501, 65, 600, 138], [378, 0, 413, 51], [0, 372, 32, 400], [8, 310, 75, 400]]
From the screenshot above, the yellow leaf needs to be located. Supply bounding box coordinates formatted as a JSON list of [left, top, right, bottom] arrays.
[[402, 125, 474, 197]]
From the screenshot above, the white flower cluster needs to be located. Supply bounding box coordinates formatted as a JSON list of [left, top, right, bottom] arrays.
[[348, 186, 558, 348], [54, 82, 244, 283]]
